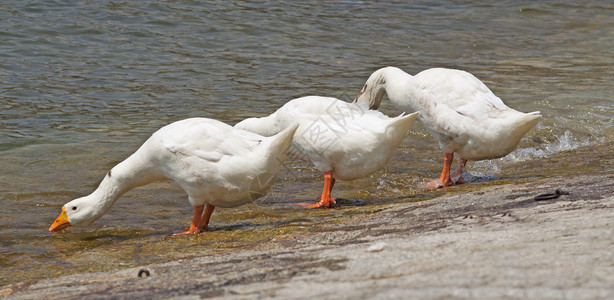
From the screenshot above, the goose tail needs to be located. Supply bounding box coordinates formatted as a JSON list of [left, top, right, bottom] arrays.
[[508, 111, 541, 141], [260, 122, 299, 160], [386, 111, 419, 139]]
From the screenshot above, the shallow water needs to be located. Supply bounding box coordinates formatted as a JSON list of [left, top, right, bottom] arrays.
[[1, 1, 613, 286]]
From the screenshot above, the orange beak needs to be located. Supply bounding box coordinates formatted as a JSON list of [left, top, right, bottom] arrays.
[[49, 206, 71, 232]]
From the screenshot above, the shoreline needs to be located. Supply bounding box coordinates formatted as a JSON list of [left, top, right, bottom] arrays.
[[2, 142, 613, 299]]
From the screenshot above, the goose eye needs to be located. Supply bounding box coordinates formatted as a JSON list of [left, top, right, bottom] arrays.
[[72, 206, 77, 211]]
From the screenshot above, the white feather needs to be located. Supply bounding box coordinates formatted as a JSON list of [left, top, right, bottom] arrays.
[[236, 96, 419, 181], [355, 67, 541, 161], [58, 118, 297, 227]]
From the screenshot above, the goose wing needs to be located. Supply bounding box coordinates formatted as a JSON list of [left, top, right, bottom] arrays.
[[415, 68, 510, 121], [158, 118, 263, 162]]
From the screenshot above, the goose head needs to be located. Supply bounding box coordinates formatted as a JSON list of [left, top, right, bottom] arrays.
[[353, 68, 390, 110], [49, 196, 102, 231]]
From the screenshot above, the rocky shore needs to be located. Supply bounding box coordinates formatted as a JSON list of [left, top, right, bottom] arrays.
[[2, 143, 613, 299]]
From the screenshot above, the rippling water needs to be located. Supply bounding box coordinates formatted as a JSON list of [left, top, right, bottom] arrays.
[[1, 1, 612, 286]]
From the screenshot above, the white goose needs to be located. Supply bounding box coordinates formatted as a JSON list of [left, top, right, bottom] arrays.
[[354, 67, 541, 189], [235, 96, 419, 208], [49, 118, 297, 234]]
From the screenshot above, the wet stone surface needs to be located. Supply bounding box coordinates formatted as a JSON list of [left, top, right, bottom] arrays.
[[2, 143, 614, 299]]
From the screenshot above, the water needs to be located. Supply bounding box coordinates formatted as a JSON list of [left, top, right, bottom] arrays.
[[1, 1, 613, 286]]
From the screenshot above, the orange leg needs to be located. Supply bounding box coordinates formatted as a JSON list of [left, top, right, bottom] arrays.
[[199, 204, 215, 231], [174, 205, 204, 235], [425, 153, 455, 189], [451, 158, 468, 183], [298, 171, 336, 208]]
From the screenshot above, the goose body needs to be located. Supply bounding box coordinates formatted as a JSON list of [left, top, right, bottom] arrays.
[[235, 96, 419, 207], [50, 118, 297, 234], [354, 67, 541, 188]]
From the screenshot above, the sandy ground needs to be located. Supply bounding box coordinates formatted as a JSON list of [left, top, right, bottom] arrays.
[[2, 169, 613, 299]]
